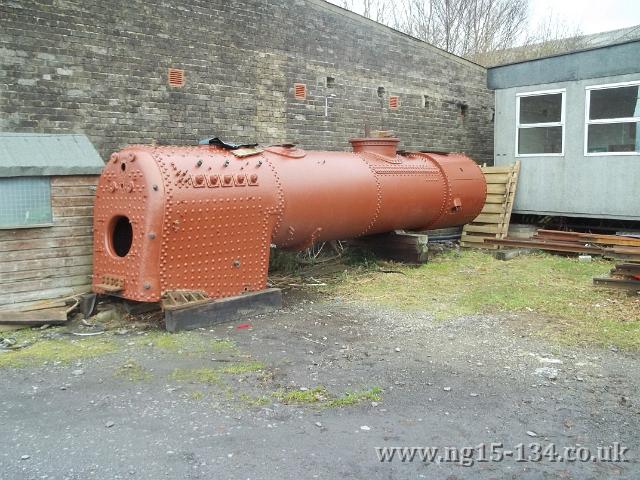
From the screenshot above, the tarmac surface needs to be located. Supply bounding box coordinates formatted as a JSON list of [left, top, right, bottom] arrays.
[[1, 290, 639, 479]]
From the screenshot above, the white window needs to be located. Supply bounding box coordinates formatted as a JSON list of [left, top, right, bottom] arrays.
[[516, 89, 565, 156], [0, 177, 52, 229], [585, 81, 640, 156]]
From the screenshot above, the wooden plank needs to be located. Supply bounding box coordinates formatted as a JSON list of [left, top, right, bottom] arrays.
[[46, 216, 94, 227], [51, 176, 99, 187], [472, 213, 504, 224], [484, 194, 507, 204], [2, 275, 91, 294], [460, 234, 487, 243], [1, 245, 93, 263], [485, 174, 510, 184], [0, 225, 93, 242], [0, 264, 93, 283], [499, 161, 520, 239], [0, 307, 68, 326], [51, 185, 97, 197], [486, 185, 507, 194], [52, 206, 94, 218], [0, 274, 92, 295], [0, 235, 93, 253], [481, 166, 514, 174], [51, 196, 96, 207], [464, 224, 501, 234], [480, 204, 505, 214], [0, 254, 93, 274], [0, 285, 91, 308]]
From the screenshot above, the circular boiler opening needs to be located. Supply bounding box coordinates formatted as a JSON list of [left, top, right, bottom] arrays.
[[109, 216, 133, 257]]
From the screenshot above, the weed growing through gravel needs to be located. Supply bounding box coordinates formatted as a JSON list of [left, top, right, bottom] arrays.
[[114, 360, 153, 382], [334, 250, 640, 349], [273, 386, 382, 408], [170, 368, 221, 384], [220, 361, 265, 374], [274, 386, 328, 404], [326, 387, 382, 407], [0, 335, 116, 368], [189, 391, 205, 401]]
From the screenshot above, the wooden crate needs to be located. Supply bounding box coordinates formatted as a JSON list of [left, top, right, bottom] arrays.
[[461, 162, 520, 249]]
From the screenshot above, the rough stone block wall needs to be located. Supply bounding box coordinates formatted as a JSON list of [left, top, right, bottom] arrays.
[[0, 0, 494, 164]]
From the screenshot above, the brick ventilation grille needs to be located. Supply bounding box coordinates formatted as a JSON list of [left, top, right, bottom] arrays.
[[294, 83, 307, 100], [168, 68, 185, 87], [389, 95, 399, 110]]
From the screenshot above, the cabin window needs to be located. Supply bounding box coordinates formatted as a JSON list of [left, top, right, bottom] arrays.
[[0, 177, 52, 228], [516, 89, 565, 156], [585, 81, 640, 155]]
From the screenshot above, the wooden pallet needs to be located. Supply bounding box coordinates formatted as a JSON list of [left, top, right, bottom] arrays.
[[161, 290, 210, 311], [461, 162, 520, 249]]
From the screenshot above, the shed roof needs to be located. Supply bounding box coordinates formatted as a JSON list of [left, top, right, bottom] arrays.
[[0, 133, 104, 177], [487, 39, 640, 90]]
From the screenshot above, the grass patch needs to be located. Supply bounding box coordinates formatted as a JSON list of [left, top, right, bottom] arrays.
[[0, 335, 116, 368], [274, 386, 328, 404], [189, 390, 205, 401], [326, 387, 382, 407], [220, 361, 265, 375], [238, 393, 270, 407], [114, 360, 153, 382], [170, 368, 221, 385], [333, 250, 640, 349], [133, 331, 236, 354], [273, 386, 382, 408]]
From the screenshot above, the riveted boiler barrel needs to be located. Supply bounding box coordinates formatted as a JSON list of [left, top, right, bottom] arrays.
[[92, 138, 486, 302]]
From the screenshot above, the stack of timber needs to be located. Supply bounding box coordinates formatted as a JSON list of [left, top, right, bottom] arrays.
[[461, 162, 520, 249], [594, 263, 640, 292], [0, 176, 97, 309], [485, 229, 640, 262]]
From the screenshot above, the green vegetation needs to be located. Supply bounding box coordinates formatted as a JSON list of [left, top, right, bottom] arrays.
[[170, 367, 221, 384], [333, 250, 640, 349], [220, 361, 265, 375], [274, 386, 328, 404], [238, 393, 271, 407], [0, 335, 116, 368], [189, 390, 205, 401], [114, 360, 153, 382], [326, 387, 382, 407], [273, 386, 382, 408]]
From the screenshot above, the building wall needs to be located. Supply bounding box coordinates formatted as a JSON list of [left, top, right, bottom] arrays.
[[0, 175, 96, 307], [494, 72, 640, 220], [0, 0, 494, 164]]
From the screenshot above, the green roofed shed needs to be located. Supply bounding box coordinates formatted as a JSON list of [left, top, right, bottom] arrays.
[[0, 133, 105, 308], [0, 133, 104, 177]]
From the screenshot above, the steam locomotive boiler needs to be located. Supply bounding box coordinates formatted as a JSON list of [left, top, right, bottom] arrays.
[[92, 137, 486, 303]]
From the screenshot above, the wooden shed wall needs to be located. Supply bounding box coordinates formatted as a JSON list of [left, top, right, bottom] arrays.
[[0, 175, 98, 307]]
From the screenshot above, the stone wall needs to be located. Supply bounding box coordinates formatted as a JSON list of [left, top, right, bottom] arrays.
[[0, 0, 494, 163]]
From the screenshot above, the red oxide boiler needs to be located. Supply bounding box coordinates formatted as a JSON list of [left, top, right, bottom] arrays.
[[92, 137, 486, 302]]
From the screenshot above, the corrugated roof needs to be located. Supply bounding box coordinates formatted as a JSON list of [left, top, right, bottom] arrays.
[[0, 133, 104, 177]]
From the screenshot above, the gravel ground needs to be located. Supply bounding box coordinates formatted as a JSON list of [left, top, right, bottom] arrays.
[[1, 289, 639, 479]]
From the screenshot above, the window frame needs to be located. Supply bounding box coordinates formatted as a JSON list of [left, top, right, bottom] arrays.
[[515, 88, 566, 158], [584, 80, 640, 157], [0, 176, 54, 230]]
